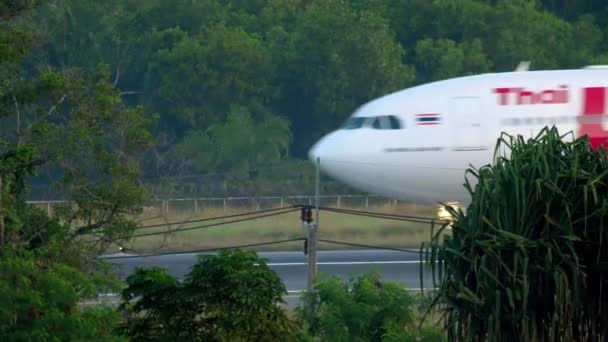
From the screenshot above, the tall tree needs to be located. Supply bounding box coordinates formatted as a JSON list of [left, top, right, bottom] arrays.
[[0, 0, 154, 256], [281, 0, 414, 157], [0, 3, 130, 339]]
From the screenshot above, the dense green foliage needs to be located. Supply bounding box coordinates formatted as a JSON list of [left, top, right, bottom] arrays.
[[1, 2, 154, 249], [118, 249, 296, 341], [0, 2, 149, 340], [297, 271, 442, 341], [426, 127, 608, 340], [8, 0, 607, 197], [5, 0, 608, 339], [0, 253, 124, 341]]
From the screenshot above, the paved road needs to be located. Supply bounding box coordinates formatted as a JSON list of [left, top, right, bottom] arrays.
[[103, 249, 437, 292]]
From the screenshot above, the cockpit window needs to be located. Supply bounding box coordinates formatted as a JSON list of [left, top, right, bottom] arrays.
[[371, 117, 382, 129], [387, 115, 401, 129], [342, 115, 403, 130], [342, 117, 367, 129], [368, 115, 402, 129]]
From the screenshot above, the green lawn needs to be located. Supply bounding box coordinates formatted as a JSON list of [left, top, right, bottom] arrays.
[[110, 202, 447, 254]]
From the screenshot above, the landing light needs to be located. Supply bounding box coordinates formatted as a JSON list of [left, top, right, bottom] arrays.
[[437, 202, 459, 229]]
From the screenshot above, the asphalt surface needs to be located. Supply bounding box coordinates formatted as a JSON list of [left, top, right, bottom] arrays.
[[103, 249, 437, 292]]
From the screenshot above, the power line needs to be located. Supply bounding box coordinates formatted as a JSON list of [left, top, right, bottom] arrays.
[[319, 206, 444, 221], [83, 204, 442, 240], [318, 239, 423, 254], [319, 206, 447, 225], [133, 205, 298, 230], [89, 205, 442, 260], [130, 208, 301, 238], [100, 237, 306, 259]]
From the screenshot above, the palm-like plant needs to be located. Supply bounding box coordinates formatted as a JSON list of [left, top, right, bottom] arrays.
[[424, 126, 608, 341]]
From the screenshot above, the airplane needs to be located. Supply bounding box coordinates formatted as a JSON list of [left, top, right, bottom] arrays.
[[308, 64, 608, 211]]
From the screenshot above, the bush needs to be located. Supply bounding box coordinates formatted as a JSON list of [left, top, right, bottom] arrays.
[[296, 271, 442, 341], [118, 249, 296, 341], [0, 254, 125, 341], [425, 127, 608, 340]]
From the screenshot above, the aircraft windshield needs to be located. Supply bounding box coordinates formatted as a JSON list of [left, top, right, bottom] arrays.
[[387, 116, 401, 129], [342, 115, 402, 130], [342, 117, 368, 129]]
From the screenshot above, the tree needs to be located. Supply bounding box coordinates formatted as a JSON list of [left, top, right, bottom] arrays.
[[118, 249, 296, 341], [297, 271, 442, 341], [413, 38, 491, 83], [0, 64, 154, 253], [425, 127, 608, 340], [167, 105, 291, 196], [282, 0, 414, 157], [0, 252, 125, 341], [0, 3, 144, 339], [144, 24, 277, 136], [139, 23, 290, 190], [0, 0, 154, 251], [386, 0, 604, 75], [17, 0, 608, 197]]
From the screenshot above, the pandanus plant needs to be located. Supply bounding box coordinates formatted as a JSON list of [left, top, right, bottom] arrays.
[[424, 126, 608, 341]]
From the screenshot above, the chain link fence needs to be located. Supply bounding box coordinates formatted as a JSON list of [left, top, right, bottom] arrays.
[[26, 195, 405, 218]]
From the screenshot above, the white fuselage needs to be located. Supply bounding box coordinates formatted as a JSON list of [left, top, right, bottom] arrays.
[[308, 68, 608, 205]]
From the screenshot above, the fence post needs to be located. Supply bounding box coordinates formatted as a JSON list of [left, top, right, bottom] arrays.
[[47, 201, 51, 216], [280, 196, 284, 208], [194, 199, 198, 213], [365, 196, 369, 209], [223, 198, 227, 213], [337, 195, 341, 208]]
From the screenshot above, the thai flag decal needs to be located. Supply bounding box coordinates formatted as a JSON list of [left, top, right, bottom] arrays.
[[416, 113, 441, 125]]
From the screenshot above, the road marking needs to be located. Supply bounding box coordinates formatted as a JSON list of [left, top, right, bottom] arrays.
[[259, 249, 418, 255], [287, 288, 433, 294], [268, 260, 423, 266], [102, 249, 424, 259]]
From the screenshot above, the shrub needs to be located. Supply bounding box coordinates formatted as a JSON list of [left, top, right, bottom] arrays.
[[425, 127, 608, 340], [297, 271, 442, 341], [0, 254, 124, 341], [118, 249, 296, 341]]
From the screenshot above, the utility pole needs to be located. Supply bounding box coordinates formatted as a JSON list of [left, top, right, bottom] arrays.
[[305, 212, 317, 291], [0, 175, 4, 255], [315, 157, 320, 234], [302, 157, 320, 291], [309, 157, 320, 290]]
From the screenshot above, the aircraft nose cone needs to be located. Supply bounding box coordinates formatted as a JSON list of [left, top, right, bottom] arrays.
[[309, 132, 335, 164], [308, 139, 322, 163]]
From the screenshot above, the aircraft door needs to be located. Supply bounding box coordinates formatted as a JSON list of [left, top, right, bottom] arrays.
[[450, 97, 487, 151]]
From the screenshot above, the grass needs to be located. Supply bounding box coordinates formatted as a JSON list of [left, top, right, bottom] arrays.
[[109, 202, 442, 254]]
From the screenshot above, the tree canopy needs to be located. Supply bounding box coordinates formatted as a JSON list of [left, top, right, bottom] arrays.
[[11, 0, 608, 197], [5, 1, 608, 339], [0, 2, 148, 339], [118, 249, 296, 341]]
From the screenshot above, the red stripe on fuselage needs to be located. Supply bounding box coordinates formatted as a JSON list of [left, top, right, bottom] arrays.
[[579, 87, 608, 148], [584, 87, 605, 115]]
